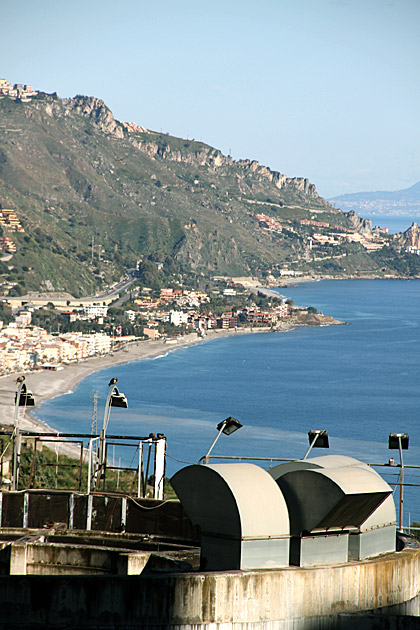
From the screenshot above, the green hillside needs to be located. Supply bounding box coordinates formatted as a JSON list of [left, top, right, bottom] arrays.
[[0, 90, 417, 296]]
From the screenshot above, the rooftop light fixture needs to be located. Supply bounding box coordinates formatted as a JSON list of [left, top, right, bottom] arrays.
[[94, 378, 128, 489], [12, 378, 36, 491], [389, 432, 409, 530], [303, 429, 329, 460], [199, 416, 243, 464], [15, 383, 35, 407]]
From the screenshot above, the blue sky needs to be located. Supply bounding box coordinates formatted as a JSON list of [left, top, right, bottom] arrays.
[[1, 0, 419, 198]]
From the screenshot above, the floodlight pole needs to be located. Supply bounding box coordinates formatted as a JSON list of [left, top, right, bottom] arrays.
[[99, 384, 116, 467], [12, 381, 25, 492], [202, 421, 227, 465], [398, 436, 404, 531], [304, 431, 320, 460]]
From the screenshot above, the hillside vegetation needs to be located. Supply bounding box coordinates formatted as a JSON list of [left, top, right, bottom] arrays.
[[0, 91, 418, 296]]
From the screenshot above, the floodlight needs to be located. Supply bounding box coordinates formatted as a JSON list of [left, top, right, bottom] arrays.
[[110, 387, 128, 408], [217, 416, 243, 436], [388, 433, 409, 450], [13, 380, 36, 491], [96, 379, 129, 484], [303, 429, 329, 459], [200, 416, 243, 464], [14, 383, 35, 407]]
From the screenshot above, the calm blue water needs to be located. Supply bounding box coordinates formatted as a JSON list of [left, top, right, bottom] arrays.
[[33, 279, 420, 523], [364, 214, 419, 234]]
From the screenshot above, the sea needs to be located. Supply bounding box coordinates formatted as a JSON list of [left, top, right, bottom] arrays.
[[33, 276, 420, 526], [364, 214, 418, 234]]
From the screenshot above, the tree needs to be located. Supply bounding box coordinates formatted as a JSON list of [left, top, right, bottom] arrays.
[[410, 522, 420, 542]]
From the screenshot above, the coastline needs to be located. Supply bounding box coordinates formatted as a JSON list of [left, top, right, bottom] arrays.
[[0, 328, 259, 437], [0, 309, 344, 445]]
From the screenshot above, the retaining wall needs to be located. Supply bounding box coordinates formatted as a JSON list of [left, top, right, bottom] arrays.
[[0, 548, 418, 629]]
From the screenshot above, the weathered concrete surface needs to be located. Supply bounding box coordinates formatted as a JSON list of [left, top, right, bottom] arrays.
[[0, 549, 417, 628]]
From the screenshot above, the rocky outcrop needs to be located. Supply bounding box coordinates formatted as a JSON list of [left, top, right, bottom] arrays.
[[36, 93, 124, 138], [345, 210, 372, 236], [396, 222, 420, 249], [37, 92, 321, 200], [295, 312, 345, 326], [64, 95, 124, 138], [132, 139, 319, 198]]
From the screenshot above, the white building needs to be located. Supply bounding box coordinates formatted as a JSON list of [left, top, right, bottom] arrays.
[[83, 304, 108, 319], [169, 311, 189, 327]]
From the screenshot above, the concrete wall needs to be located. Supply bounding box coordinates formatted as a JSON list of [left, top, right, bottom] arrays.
[[0, 548, 417, 629]]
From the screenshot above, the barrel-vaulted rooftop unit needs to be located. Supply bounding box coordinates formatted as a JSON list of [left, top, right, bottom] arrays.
[[171, 463, 290, 571], [271, 456, 394, 566]]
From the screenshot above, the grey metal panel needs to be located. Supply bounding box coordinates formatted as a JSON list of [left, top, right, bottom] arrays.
[[349, 524, 396, 560], [240, 538, 290, 570], [291, 533, 349, 567], [200, 535, 241, 571]]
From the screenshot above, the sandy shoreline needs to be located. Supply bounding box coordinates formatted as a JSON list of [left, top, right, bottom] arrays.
[[0, 328, 260, 437]]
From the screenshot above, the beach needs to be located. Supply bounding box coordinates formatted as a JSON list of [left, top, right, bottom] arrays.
[[0, 308, 343, 450], [0, 328, 258, 437]]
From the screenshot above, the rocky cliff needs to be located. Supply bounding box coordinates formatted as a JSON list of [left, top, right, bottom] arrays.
[[0, 89, 417, 295]]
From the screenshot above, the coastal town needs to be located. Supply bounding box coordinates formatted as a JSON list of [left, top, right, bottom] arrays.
[[0, 282, 292, 375]]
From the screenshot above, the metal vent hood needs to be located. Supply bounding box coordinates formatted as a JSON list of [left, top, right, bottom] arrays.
[[171, 463, 290, 570], [277, 464, 392, 535]]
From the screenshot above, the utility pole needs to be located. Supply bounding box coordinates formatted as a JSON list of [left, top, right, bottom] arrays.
[[91, 235, 94, 264]]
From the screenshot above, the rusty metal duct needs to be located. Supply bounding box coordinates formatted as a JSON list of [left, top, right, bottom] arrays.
[[171, 463, 290, 571], [273, 458, 393, 566]]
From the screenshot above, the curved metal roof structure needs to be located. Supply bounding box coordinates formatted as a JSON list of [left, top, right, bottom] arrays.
[[172, 463, 289, 538], [171, 463, 290, 570], [278, 464, 392, 535], [269, 455, 371, 483]]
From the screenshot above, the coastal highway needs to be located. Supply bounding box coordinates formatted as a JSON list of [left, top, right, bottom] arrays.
[[93, 272, 137, 302]]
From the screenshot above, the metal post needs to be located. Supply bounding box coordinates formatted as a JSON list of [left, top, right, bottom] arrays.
[[201, 423, 226, 464], [69, 494, 74, 530], [137, 441, 143, 498], [23, 493, 29, 528], [88, 437, 100, 494], [303, 433, 319, 460], [12, 381, 24, 491], [121, 497, 127, 532], [86, 494, 93, 531], [399, 436, 404, 530], [96, 383, 117, 483], [87, 439, 93, 495]]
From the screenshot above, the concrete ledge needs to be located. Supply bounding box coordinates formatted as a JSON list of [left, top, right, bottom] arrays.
[[0, 549, 417, 628]]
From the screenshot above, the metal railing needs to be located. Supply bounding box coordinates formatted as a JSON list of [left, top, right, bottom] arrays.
[[0, 430, 166, 499]]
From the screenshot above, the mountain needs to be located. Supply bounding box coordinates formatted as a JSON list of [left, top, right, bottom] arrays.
[[329, 182, 420, 215], [0, 89, 419, 296]]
